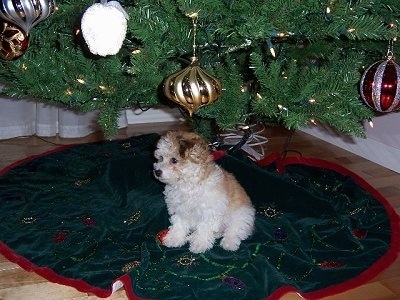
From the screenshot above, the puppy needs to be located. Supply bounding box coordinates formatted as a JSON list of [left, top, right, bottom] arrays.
[[153, 131, 255, 254]]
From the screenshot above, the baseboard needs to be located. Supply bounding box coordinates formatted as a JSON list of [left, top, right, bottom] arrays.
[[126, 106, 183, 124], [300, 125, 400, 174]]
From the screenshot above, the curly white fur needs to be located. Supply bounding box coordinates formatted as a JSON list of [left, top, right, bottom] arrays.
[[153, 131, 256, 253]]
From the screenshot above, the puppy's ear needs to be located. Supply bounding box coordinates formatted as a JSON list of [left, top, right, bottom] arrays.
[[178, 138, 197, 158], [180, 137, 210, 162], [189, 143, 210, 161]]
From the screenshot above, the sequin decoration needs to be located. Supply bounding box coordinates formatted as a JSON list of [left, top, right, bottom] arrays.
[[74, 178, 92, 187], [123, 211, 141, 225], [221, 275, 246, 290], [258, 203, 281, 218], [177, 255, 196, 267], [352, 228, 368, 239], [121, 142, 131, 149], [81, 217, 96, 227], [274, 228, 288, 243], [122, 260, 141, 272], [21, 216, 37, 224], [52, 231, 69, 243], [317, 261, 345, 268]]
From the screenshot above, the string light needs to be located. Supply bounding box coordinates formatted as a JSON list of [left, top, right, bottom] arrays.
[[325, 6, 332, 22], [277, 104, 288, 116], [76, 78, 86, 84], [309, 98, 316, 104], [267, 39, 276, 57], [269, 47, 276, 57]]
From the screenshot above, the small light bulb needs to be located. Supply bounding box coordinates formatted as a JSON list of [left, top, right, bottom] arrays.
[[76, 78, 86, 84], [270, 47, 276, 57]]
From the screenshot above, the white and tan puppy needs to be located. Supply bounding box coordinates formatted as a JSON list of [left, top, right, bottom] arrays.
[[153, 131, 255, 254]]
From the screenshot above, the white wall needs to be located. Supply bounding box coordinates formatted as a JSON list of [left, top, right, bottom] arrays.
[[300, 113, 400, 173]]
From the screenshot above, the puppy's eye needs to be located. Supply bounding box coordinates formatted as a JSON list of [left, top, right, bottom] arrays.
[[158, 156, 163, 162], [170, 157, 178, 164]]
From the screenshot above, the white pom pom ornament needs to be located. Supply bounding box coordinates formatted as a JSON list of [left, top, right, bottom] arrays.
[[81, 0, 129, 56]]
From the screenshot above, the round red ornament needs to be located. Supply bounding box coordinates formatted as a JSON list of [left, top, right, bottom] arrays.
[[0, 19, 30, 60], [360, 58, 400, 112]]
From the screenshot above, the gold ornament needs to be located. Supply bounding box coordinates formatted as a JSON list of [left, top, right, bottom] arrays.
[[163, 11, 222, 116], [163, 56, 222, 116]]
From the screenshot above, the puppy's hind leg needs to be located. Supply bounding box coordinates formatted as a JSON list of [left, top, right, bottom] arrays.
[[220, 206, 255, 251]]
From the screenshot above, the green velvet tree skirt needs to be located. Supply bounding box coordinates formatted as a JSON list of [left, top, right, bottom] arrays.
[[0, 133, 399, 299]]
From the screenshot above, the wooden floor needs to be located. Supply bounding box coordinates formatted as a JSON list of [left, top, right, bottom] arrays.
[[0, 122, 399, 300]]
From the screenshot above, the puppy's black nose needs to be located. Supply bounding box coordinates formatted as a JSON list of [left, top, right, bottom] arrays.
[[154, 169, 162, 177]]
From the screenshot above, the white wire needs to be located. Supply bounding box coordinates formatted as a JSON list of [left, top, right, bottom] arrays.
[[220, 124, 269, 159]]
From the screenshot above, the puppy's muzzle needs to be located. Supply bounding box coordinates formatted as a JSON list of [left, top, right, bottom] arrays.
[[153, 169, 162, 178]]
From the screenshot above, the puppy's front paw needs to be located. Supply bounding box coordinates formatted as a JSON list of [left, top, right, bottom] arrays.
[[162, 229, 187, 248], [189, 241, 209, 254], [188, 234, 214, 254], [220, 237, 241, 251]]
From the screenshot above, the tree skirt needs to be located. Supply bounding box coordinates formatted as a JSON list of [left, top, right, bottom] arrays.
[[0, 133, 399, 300]]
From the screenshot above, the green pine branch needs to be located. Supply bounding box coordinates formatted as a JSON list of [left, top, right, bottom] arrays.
[[0, 0, 399, 137]]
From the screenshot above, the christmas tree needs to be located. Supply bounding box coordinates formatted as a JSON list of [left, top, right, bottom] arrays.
[[0, 0, 399, 137]]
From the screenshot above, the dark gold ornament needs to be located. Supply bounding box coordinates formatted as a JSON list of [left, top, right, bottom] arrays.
[[0, 19, 29, 60], [163, 56, 222, 116]]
